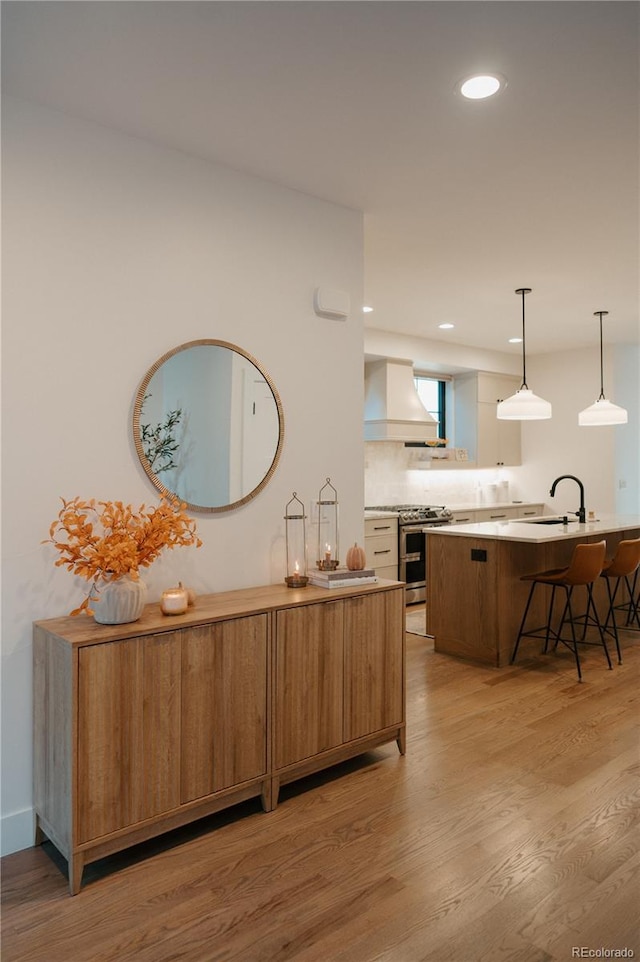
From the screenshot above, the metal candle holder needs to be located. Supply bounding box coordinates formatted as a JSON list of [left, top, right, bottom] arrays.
[[284, 492, 309, 587], [316, 477, 339, 570]]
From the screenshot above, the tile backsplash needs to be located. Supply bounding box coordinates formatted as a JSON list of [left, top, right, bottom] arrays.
[[364, 442, 522, 507]]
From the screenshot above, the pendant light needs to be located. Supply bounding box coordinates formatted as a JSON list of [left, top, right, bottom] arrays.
[[497, 288, 552, 420], [578, 311, 628, 426]]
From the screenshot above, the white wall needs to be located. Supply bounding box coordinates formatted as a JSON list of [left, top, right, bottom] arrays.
[[613, 343, 640, 514], [1, 97, 364, 855], [521, 346, 639, 517], [364, 330, 639, 515]]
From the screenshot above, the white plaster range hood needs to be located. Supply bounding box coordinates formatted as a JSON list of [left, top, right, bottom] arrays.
[[364, 358, 439, 442]]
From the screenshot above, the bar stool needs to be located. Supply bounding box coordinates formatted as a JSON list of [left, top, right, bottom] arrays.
[[599, 538, 640, 664], [510, 540, 610, 682]]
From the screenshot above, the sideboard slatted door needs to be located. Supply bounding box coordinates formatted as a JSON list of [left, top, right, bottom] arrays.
[[180, 616, 269, 803], [274, 601, 344, 769], [343, 590, 405, 743], [76, 634, 181, 844]]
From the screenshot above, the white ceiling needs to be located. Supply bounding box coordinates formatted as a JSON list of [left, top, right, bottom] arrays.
[[3, 1, 639, 354]]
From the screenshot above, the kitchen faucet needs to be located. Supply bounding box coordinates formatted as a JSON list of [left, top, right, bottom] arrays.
[[549, 475, 586, 524]]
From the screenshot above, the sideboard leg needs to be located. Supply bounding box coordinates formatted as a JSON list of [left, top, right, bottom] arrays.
[[68, 854, 84, 896], [34, 817, 46, 846], [396, 727, 406, 755], [271, 776, 281, 809], [260, 778, 276, 812]]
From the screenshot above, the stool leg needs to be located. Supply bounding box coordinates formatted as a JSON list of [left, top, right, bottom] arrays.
[[553, 589, 571, 652], [511, 581, 536, 664], [563, 587, 583, 682], [604, 576, 622, 664], [543, 585, 557, 653], [624, 571, 640, 628], [586, 583, 612, 670]]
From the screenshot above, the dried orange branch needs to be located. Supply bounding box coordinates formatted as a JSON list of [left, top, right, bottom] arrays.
[[44, 496, 202, 615]]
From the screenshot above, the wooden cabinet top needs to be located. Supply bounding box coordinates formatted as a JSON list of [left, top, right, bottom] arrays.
[[34, 579, 405, 648]]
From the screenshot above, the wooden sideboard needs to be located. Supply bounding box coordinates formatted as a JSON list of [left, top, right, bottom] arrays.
[[33, 580, 405, 894]]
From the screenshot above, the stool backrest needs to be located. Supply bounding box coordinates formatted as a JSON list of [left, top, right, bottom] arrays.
[[564, 540, 607, 586], [604, 538, 640, 578]]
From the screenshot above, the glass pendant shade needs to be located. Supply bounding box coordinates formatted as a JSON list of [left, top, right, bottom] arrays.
[[497, 387, 552, 420], [578, 311, 628, 427], [579, 398, 628, 426], [497, 288, 552, 421]]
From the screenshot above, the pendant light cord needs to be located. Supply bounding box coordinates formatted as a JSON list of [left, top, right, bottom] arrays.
[[595, 310, 607, 401], [516, 288, 532, 390]]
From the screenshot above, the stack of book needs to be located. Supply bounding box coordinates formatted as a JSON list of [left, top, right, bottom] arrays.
[[308, 567, 378, 589]]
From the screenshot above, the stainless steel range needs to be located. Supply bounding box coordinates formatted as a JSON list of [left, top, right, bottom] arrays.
[[366, 504, 453, 604]]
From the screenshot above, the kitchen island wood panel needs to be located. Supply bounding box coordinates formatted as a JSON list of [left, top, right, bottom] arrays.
[[427, 519, 640, 667], [427, 534, 499, 664]]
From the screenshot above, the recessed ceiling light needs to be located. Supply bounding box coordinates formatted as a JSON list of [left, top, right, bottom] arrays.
[[458, 73, 506, 100], [439, 323, 455, 330], [508, 337, 523, 344], [362, 305, 373, 313]]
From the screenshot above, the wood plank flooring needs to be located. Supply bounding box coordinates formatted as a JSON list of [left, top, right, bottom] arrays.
[[3, 618, 639, 961]]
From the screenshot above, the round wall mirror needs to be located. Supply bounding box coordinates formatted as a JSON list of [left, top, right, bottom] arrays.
[[133, 340, 284, 513]]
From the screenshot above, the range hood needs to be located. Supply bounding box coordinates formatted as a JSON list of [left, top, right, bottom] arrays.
[[364, 358, 439, 442]]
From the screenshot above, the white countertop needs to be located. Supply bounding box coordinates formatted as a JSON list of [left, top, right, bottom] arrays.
[[365, 501, 541, 518], [423, 514, 640, 543], [446, 500, 542, 511]]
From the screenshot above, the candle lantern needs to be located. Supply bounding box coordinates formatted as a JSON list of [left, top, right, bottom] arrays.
[[316, 477, 339, 570], [284, 492, 309, 588]]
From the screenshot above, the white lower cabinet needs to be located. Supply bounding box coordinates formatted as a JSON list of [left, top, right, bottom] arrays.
[[475, 507, 513, 521], [516, 504, 544, 519], [451, 504, 545, 524], [449, 510, 477, 524], [364, 516, 398, 580], [474, 504, 545, 522]]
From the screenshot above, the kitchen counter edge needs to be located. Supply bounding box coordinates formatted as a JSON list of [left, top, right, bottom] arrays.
[[423, 514, 640, 543]]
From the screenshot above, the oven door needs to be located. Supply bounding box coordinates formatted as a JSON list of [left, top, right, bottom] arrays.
[[399, 524, 426, 603]]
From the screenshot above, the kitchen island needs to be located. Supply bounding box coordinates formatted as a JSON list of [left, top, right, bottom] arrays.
[[426, 515, 640, 667]]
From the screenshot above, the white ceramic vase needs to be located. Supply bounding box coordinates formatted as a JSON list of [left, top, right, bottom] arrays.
[[93, 574, 147, 625]]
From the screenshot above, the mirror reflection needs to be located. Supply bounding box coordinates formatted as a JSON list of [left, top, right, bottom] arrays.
[[133, 340, 284, 512]]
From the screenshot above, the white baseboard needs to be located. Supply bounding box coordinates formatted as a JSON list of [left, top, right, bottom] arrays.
[[1, 807, 35, 857]]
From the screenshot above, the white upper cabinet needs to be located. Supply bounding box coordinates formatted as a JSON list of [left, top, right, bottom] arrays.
[[454, 373, 522, 467]]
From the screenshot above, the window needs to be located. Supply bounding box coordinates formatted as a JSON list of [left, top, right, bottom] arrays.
[[414, 375, 447, 440]]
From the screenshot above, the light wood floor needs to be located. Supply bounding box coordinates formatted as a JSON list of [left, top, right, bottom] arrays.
[[3, 620, 639, 962]]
